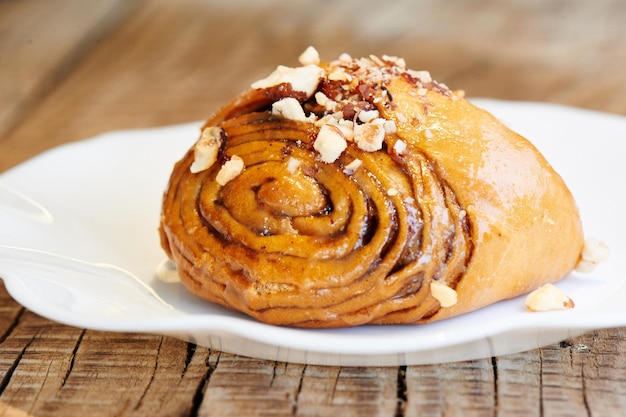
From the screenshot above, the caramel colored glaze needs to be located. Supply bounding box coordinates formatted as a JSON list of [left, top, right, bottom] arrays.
[[381, 76, 584, 322], [159, 55, 584, 328]]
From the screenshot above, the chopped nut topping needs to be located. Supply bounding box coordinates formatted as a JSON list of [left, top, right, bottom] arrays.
[[272, 97, 307, 122], [315, 91, 331, 107], [525, 283, 575, 312], [286, 157, 301, 173], [387, 188, 399, 196], [251, 64, 323, 98], [407, 69, 432, 83], [393, 139, 407, 155], [354, 122, 385, 152], [298, 46, 320, 66], [248, 48, 455, 165], [335, 119, 355, 142], [314, 124, 347, 163], [382, 120, 397, 134], [190, 127, 223, 173], [357, 109, 380, 123], [575, 238, 610, 273], [430, 281, 458, 307], [338, 53, 352, 63], [328, 67, 351, 82], [216, 155, 245, 185], [343, 158, 362, 174], [381, 54, 406, 68]]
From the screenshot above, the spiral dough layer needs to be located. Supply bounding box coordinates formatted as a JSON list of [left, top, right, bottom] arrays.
[[159, 49, 584, 328]]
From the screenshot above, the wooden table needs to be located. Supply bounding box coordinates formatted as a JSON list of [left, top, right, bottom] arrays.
[[1, 1, 625, 415]]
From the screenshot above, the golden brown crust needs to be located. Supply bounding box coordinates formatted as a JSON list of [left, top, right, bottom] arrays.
[[159, 52, 584, 327]]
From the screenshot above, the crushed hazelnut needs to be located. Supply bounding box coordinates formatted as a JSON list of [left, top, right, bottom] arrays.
[[216, 155, 245, 186], [382, 120, 397, 134], [338, 53, 352, 63], [381, 55, 406, 68], [190, 127, 223, 173], [272, 97, 307, 122], [357, 109, 380, 123], [328, 67, 351, 82], [430, 281, 458, 307], [286, 157, 301, 173], [335, 119, 355, 142], [298, 46, 320, 66], [343, 158, 362, 174], [387, 188, 399, 196], [354, 122, 385, 152], [393, 139, 407, 155], [315, 91, 330, 107], [250, 48, 455, 168], [314, 124, 347, 163], [575, 238, 610, 273], [408, 70, 432, 83], [525, 283, 575, 312], [251, 64, 323, 98]]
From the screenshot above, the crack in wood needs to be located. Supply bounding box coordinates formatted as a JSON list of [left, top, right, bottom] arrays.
[[0, 304, 25, 345], [132, 335, 165, 411], [491, 356, 498, 417], [0, 327, 35, 396], [188, 348, 221, 417], [395, 366, 407, 417], [291, 364, 307, 417], [60, 329, 86, 388]]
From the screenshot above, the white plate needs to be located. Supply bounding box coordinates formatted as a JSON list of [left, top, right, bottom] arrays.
[[1, 99, 625, 366]]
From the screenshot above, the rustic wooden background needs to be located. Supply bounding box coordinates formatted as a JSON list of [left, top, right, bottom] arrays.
[[1, 0, 625, 416]]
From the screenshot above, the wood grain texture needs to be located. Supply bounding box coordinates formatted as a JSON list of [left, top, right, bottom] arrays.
[[0, 0, 136, 140], [1, 0, 626, 415]]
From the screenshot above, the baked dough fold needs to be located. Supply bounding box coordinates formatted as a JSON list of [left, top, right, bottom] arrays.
[[159, 51, 584, 327]]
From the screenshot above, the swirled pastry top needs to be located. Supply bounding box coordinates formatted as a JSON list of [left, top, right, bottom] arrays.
[[159, 47, 584, 328]]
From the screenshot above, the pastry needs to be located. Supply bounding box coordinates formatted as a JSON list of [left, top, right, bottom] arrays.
[[159, 47, 584, 328]]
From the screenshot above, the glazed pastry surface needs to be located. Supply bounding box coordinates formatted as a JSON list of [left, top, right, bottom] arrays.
[[159, 49, 584, 327]]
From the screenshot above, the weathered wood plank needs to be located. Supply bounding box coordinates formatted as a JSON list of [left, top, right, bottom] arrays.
[[295, 366, 398, 417], [573, 328, 626, 417], [0, 282, 23, 341], [30, 331, 207, 417], [495, 350, 542, 417], [0, 311, 83, 416], [0, 0, 137, 140], [404, 359, 495, 417], [199, 353, 305, 417]]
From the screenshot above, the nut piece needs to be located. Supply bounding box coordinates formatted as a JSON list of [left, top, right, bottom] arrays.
[[343, 158, 362, 174], [216, 155, 245, 186], [298, 46, 320, 66], [251, 64, 323, 98], [430, 281, 458, 308], [525, 283, 575, 312], [272, 97, 307, 122], [286, 157, 301, 173], [354, 122, 385, 152], [357, 109, 380, 123], [314, 124, 347, 163], [190, 127, 223, 173], [393, 139, 407, 155], [575, 238, 610, 273]]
